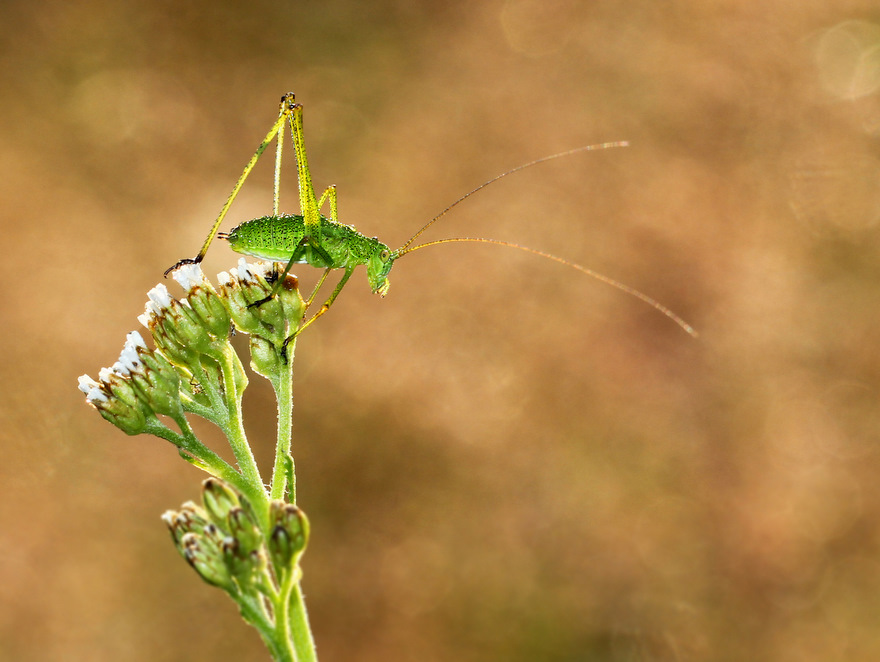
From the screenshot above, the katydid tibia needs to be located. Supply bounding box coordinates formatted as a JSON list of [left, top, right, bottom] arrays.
[[165, 93, 696, 347]]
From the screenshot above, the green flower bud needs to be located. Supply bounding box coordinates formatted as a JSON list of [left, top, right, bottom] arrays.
[[162, 502, 212, 544], [138, 344, 182, 392], [139, 284, 203, 368], [222, 536, 267, 589], [182, 530, 235, 591], [172, 264, 232, 339], [218, 260, 306, 344], [268, 501, 309, 579], [169, 298, 216, 356], [201, 478, 242, 526], [218, 260, 286, 339], [273, 273, 307, 332], [228, 506, 263, 555], [249, 336, 282, 379], [163, 502, 237, 592], [79, 368, 149, 435], [130, 366, 183, 421], [99, 390, 149, 434]]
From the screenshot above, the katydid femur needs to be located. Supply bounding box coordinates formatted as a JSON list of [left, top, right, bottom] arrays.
[[165, 93, 696, 345]]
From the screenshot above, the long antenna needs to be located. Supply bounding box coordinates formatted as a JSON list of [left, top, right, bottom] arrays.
[[400, 237, 697, 337], [397, 141, 629, 252]]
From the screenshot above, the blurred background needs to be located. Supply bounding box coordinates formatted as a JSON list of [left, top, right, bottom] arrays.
[[3, 0, 880, 660]]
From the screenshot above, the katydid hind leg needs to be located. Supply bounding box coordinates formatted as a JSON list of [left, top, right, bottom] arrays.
[[318, 184, 339, 225], [165, 94, 297, 277], [287, 102, 323, 239]]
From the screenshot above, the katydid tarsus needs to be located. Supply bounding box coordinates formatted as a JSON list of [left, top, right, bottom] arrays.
[[165, 93, 696, 351]]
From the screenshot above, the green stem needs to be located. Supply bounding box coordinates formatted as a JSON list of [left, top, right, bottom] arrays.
[[288, 582, 317, 662], [264, 335, 316, 661], [187, 346, 263, 500], [144, 418, 225, 473], [144, 418, 263, 508], [180, 395, 222, 427], [216, 346, 265, 498], [239, 592, 293, 662], [269, 574, 297, 662], [270, 339, 297, 502]]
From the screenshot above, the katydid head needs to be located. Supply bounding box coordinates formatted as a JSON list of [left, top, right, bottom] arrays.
[[366, 243, 397, 297]]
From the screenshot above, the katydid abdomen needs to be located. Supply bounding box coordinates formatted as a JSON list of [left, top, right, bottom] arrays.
[[223, 214, 392, 271]]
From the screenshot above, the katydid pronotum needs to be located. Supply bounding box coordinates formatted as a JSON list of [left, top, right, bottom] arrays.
[[165, 93, 695, 352]]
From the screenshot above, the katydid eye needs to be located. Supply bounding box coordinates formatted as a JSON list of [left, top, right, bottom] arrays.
[[380, 249, 390, 260]]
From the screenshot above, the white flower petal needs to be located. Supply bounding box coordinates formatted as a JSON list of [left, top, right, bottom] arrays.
[[78, 374, 100, 395], [172, 263, 206, 292], [86, 387, 109, 404], [251, 261, 274, 279], [237, 258, 254, 280], [126, 331, 147, 348], [116, 343, 142, 375], [146, 283, 173, 313]]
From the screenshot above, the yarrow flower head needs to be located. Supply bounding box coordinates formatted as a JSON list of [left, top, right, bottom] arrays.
[[162, 478, 309, 594], [78, 260, 306, 449], [77, 330, 178, 435], [217, 258, 304, 340]]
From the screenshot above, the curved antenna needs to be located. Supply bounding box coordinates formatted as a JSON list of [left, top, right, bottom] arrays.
[[400, 237, 697, 337], [397, 141, 629, 252]]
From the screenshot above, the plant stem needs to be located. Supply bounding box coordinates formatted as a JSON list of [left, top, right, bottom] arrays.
[[144, 418, 263, 510], [289, 582, 317, 662], [270, 339, 297, 502], [241, 592, 294, 662], [217, 346, 264, 496], [270, 575, 297, 661]]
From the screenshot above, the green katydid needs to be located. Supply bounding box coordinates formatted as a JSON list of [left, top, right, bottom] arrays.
[[165, 93, 696, 349]]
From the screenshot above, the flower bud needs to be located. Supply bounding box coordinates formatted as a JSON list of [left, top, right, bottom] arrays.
[[201, 478, 242, 526], [173, 263, 233, 339], [79, 370, 150, 435], [228, 506, 264, 555], [222, 536, 267, 588], [182, 530, 235, 591], [218, 260, 305, 345], [249, 336, 282, 379], [268, 501, 309, 579]]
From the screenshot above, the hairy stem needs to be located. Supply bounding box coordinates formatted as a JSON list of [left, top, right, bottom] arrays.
[[270, 339, 297, 502]]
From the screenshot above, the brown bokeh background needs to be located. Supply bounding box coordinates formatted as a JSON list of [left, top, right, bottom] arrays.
[[4, 1, 880, 660]]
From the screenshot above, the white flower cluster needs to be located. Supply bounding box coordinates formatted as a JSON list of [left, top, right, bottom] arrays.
[[77, 330, 149, 405]]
